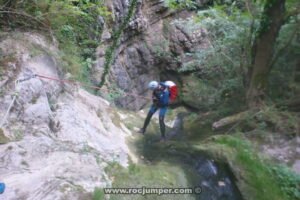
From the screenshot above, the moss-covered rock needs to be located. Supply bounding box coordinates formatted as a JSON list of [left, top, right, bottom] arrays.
[[0, 129, 10, 144], [199, 135, 300, 200], [180, 74, 219, 111], [101, 160, 191, 200]]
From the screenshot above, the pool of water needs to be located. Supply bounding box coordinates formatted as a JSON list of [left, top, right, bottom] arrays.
[[137, 113, 243, 200]]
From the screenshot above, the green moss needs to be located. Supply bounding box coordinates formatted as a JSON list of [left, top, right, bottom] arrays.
[[253, 73, 268, 89], [236, 107, 300, 136], [202, 135, 298, 200], [0, 87, 6, 97], [0, 129, 10, 144], [103, 161, 191, 200], [59, 184, 71, 193], [1, 1, 109, 90], [271, 164, 300, 199], [96, 111, 110, 131], [109, 111, 122, 128], [29, 46, 46, 58], [98, 107, 298, 200], [93, 188, 105, 200], [180, 75, 220, 110], [182, 112, 219, 140], [257, 0, 278, 37], [0, 55, 18, 82], [82, 141, 92, 153], [120, 110, 145, 131], [100, 84, 124, 102], [124, 122, 135, 131], [30, 94, 40, 104], [99, 0, 138, 88], [13, 129, 23, 141]]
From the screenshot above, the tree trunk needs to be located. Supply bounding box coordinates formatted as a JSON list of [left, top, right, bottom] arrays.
[[246, 0, 286, 108]]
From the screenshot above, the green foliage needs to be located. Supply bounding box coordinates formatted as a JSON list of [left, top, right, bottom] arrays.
[[101, 85, 124, 102], [0, 128, 10, 144], [0, 87, 5, 97], [179, 4, 256, 73], [103, 161, 192, 200], [172, 4, 257, 112], [268, 19, 300, 101], [99, 0, 138, 88], [0, 0, 111, 87], [125, 122, 135, 131], [82, 141, 92, 153], [211, 106, 298, 134], [175, 1, 298, 111], [182, 75, 221, 109], [29, 46, 45, 58], [13, 129, 23, 141], [93, 188, 105, 200], [254, 107, 298, 134], [153, 39, 172, 57], [163, 0, 198, 10], [271, 164, 300, 199], [256, 0, 275, 36]]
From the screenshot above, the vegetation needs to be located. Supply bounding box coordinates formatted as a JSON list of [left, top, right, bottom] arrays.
[[98, 0, 138, 88], [0, 128, 9, 144], [163, 0, 199, 10], [1, 0, 299, 199], [0, 0, 111, 87], [175, 0, 299, 113], [0, 0, 139, 92], [93, 188, 105, 200], [95, 160, 194, 200], [207, 135, 300, 200]]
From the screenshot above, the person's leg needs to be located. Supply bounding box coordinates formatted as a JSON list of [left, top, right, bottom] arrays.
[[139, 105, 157, 134], [159, 115, 166, 139], [159, 107, 167, 141]]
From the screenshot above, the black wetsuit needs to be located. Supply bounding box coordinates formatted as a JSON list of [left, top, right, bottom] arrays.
[[141, 87, 169, 139]]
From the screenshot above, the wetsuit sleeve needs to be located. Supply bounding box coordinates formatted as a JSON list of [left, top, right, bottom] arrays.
[[153, 89, 160, 105]]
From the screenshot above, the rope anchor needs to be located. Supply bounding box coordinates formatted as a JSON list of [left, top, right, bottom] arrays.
[[0, 74, 36, 129], [16, 74, 36, 84]]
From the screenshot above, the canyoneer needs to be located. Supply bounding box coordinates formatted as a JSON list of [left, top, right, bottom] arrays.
[[138, 81, 170, 142]]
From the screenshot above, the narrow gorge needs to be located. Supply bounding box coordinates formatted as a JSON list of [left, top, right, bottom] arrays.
[[0, 0, 299, 200]]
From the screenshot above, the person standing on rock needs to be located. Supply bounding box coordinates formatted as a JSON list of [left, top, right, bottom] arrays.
[[138, 81, 170, 142]]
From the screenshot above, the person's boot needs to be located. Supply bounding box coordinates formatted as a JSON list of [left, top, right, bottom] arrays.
[[138, 128, 145, 135], [139, 111, 154, 135]]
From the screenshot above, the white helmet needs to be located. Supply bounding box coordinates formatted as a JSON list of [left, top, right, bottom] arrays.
[[148, 81, 158, 89], [165, 81, 175, 87]]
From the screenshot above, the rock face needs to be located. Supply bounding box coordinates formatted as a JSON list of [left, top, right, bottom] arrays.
[[0, 32, 134, 200], [93, 0, 211, 110]]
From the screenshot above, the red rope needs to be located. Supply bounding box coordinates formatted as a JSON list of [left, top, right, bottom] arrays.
[[35, 74, 153, 100]]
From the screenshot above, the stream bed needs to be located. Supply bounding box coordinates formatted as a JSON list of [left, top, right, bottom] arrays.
[[136, 113, 243, 200]]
